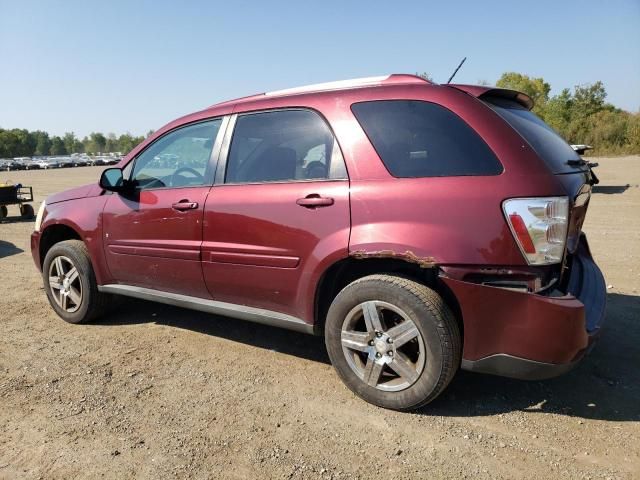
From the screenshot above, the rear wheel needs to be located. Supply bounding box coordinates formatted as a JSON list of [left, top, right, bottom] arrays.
[[42, 240, 109, 324], [325, 274, 461, 411], [0, 205, 7, 219]]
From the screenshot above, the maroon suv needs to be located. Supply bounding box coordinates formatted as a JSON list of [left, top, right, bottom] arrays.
[[31, 74, 606, 410]]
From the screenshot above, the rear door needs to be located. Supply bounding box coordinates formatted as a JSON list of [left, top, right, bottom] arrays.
[[202, 109, 350, 321], [102, 119, 224, 297]]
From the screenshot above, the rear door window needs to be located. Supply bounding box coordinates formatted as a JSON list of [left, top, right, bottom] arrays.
[[351, 100, 502, 177], [483, 96, 584, 174], [225, 109, 347, 184]]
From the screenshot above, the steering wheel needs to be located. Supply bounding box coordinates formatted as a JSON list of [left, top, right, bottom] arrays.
[[171, 167, 205, 186]]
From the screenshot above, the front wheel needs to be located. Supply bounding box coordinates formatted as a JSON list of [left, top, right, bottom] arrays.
[[325, 275, 461, 411], [42, 240, 110, 324]]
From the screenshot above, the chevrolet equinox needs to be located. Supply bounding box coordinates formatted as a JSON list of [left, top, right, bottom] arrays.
[[31, 74, 606, 410]]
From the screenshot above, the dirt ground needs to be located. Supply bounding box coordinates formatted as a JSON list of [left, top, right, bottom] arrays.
[[1, 158, 639, 480]]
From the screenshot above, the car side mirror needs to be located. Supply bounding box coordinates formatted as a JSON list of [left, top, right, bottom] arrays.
[[99, 167, 126, 192]]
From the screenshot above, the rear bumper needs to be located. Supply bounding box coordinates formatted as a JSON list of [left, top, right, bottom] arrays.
[[442, 234, 606, 380]]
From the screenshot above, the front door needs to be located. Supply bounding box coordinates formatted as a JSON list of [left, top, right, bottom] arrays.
[[202, 109, 351, 321], [102, 119, 223, 298]]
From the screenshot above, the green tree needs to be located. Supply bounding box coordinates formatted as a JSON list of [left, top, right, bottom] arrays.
[[63, 132, 79, 154], [73, 138, 85, 153], [87, 132, 107, 154], [50, 136, 67, 155], [105, 133, 118, 153], [416, 72, 433, 82], [626, 113, 640, 152], [587, 110, 630, 151], [22, 129, 36, 155], [0, 129, 21, 157], [564, 82, 614, 145], [117, 133, 137, 154], [8, 129, 36, 156], [544, 88, 573, 137], [572, 81, 609, 117], [34, 131, 52, 156]]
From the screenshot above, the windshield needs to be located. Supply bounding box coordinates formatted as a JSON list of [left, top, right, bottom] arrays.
[[484, 96, 584, 174]]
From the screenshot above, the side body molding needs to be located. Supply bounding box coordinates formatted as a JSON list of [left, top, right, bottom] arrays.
[[98, 284, 314, 334]]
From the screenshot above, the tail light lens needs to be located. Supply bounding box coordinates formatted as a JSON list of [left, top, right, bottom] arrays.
[[503, 197, 569, 265]]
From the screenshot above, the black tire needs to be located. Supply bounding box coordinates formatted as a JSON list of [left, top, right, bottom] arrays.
[[20, 203, 34, 219], [325, 274, 461, 411], [42, 240, 110, 324], [0, 205, 7, 219]]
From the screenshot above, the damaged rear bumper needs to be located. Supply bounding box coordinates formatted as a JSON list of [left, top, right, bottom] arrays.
[[441, 235, 606, 380]]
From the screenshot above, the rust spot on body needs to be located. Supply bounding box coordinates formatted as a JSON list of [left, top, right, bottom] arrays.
[[350, 249, 437, 268]]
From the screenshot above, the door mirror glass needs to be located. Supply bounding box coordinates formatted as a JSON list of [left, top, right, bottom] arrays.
[[100, 167, 125, 191]]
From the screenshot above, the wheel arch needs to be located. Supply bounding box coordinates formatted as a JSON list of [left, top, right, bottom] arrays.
[[39, 223, 82, 269], [313, 256, 463, 339]]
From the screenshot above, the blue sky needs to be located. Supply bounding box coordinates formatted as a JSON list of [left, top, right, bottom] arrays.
[[1, 0, 639, 137]]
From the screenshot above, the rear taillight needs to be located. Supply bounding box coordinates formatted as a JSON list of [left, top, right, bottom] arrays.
[[503, 197, 569, 265]]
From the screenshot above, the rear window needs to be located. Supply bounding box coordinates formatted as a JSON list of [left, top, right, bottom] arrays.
[[484, 96, 583, 174], [351, 100, 502, 178]]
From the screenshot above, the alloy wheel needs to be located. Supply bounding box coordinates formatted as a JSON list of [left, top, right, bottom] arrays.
[[340, 301, 426, 392], [48, 255, 83, 313]]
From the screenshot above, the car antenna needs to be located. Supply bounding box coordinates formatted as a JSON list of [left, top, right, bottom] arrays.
[[446, 57, 467, 84]]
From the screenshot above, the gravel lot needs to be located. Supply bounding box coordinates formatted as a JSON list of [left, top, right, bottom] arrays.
[[1, 158, 639, 479]]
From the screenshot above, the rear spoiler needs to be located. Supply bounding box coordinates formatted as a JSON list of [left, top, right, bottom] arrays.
[[447, 84, 534, 110]]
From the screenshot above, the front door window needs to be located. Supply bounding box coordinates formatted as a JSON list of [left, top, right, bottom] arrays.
[[131, 120, 222, 189]]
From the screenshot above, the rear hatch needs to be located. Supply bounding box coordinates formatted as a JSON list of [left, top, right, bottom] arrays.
[[479, 93, 596, 256]]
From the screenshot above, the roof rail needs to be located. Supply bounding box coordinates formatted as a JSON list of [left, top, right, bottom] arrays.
[[208, 74, 431, 109], [264, 74, 430, 97]]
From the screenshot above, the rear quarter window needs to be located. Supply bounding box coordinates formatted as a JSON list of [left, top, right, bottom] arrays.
[[351, 100, 502, 178]]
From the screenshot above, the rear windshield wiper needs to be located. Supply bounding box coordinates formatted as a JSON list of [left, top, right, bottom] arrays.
[[567, 159, 599, 168], [567, 159, 600, 185]]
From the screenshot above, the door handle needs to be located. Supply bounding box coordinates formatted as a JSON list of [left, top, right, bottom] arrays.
[[172, 200, 199, 211], [296, 194, 334, 208]]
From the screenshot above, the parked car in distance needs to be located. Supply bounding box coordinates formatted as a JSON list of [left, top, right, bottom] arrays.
[[57, 157, 75, 168], [11, 159, 26, 170], [1, 159, 25, 171], [89, 156, 109, 166], [32, 158, 58, 169], [31, 74, 606, 410], [71, 157, 89, 167], [22, 159, 41, 170]]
